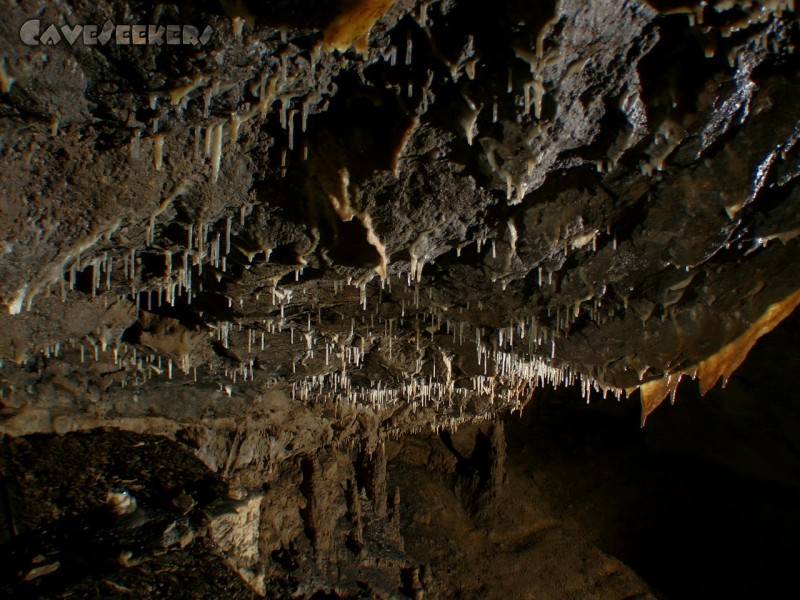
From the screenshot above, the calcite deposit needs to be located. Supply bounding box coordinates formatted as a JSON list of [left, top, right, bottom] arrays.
[[0, 0, 798, 597]]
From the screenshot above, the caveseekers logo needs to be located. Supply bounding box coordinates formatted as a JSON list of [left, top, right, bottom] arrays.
[[19, 19, 214, 46]]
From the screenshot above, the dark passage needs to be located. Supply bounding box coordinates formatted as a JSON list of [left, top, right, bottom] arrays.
[[506, 311, 800, 599]]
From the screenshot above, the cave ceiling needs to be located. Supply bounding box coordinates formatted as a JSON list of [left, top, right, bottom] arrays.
[[0, 0, 799, 444]]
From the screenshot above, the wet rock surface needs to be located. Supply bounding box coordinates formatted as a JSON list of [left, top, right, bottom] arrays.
[[1, 0, 799, 597]]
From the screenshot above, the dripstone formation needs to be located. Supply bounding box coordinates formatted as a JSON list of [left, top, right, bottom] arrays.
[[0, 0, 798, 597]]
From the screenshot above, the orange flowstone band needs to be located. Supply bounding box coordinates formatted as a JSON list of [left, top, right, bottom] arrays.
[[324, 0, 397, 53], [638, 288, 800, 426]]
